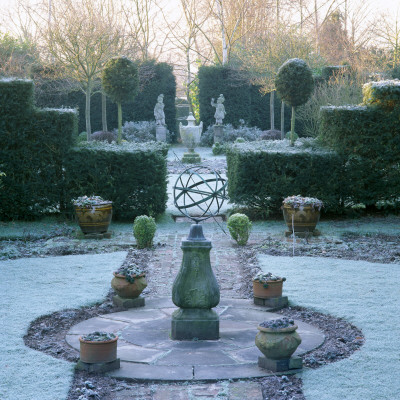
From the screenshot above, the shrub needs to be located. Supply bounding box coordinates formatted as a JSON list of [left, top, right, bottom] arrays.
[[91, 131, 117, 143], [362, 80, 400, 110], [227, 213, 252, 245], [133, 215, 157, 248], [121, 120, 156, 142]]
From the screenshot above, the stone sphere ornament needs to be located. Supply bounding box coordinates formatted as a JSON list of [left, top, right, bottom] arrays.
[[173, 166, 227, 224]]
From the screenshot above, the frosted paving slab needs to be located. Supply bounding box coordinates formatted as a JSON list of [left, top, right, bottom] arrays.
[[67, 297, 324, 382]]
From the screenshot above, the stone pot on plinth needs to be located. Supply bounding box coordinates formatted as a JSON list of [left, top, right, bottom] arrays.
[[179, 113, 203, 163], [171, 224, 220, 340]]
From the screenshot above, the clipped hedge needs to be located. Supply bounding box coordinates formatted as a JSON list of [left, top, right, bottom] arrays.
[[64, 142, 169, 220], [226, 140, 344, 214], [35, 61, 177, 137], [197, 65, 292, 132], [320, 103, 400, 206], [362, 80, 400, 109], [0, 79, 78, 220]]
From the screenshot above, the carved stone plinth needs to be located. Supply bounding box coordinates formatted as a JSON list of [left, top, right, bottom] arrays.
[[213, 125, 224, 143], [258, 356, 302, 372], [113, 295, 145, 309], [156, 125, 167, 142], [254, 296, 288, 310]]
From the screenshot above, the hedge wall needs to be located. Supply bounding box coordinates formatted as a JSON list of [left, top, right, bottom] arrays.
[[35, 61, 177, 138], [64, 142, 169, 220], [198, 65, 292, 132], [320, 103, 400, 206], [226, 140, 345, 214], [0, 79, 78, 220]]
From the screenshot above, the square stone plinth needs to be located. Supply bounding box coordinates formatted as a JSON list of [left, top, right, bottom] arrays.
[[76, 358, 120, 373], [113, 295, 145, 309], [254, 296, 288, 309], [171, 309, 219, 340], [258, 356, 302, 372]]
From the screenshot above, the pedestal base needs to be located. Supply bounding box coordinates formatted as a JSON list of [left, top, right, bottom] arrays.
[[213, 125, 224, 143], [156, 125, 167, 142], [182, 152, 201, 163], [113, 295, 145, 309], [285, 229, 321, 238], [254, 296, 288, 309], [80, 231, 112, 239], [258, 356, 302, 372], [76, 358, 120, 372], [171, 308, 219, 340]]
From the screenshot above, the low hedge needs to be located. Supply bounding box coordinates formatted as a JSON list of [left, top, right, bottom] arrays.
[[226, 140, 345, 214], [64, 142, 169, 220]]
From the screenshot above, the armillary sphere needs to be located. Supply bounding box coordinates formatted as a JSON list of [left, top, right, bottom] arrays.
[[173, 166, 228, 224]]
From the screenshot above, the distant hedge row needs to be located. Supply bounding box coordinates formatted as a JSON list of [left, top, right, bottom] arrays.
[[198, 65, 295, 132], [0, 79, 169, 220], [35, 60, 177, 139]]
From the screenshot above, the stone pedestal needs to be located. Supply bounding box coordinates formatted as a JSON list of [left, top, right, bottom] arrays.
[[181, 150, 201, 163], [213, 125, 224, 143], [113, 295, 145, 309], [156, 125, 167, 142], [76, 358, 120, 372], [254, 296, 288, 309], [258, 356, 302, 372], [285, 229, 321, 238], [171, 224, 220, 340]]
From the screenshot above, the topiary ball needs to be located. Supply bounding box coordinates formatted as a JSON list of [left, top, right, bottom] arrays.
[[133, 215, 157, 249], [227, 213, 252, 246]]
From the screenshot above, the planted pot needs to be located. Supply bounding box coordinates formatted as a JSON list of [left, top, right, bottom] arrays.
[[282, 195, 323, 233], [253, 272, 286, 299], [255, 318, 301, 360], [73, 196, 112, 234], [111, 265, 147, 299], [79, 332, 118, 364]]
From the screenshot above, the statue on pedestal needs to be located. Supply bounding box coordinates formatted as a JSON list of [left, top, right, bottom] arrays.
[[154, 94, 166, 126], [211, 94, 226, 125]]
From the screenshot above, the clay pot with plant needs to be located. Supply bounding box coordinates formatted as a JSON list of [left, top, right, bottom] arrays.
[[253, 272, 286, 299], [111, 265, 147, 299], [79, 331, 118, 364], [73, 195, 112, 234], [282, 195, 323, 233], [255, 317, 302, 360], [133, 215, 157, 248], [227, 213, 252, 245]]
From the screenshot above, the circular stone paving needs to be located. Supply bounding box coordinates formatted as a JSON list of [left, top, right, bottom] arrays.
[[66, 297, 324, 382]]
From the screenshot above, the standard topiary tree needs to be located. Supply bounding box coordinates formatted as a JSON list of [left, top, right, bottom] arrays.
[[227, 213, 252, 246], [275, 58, 314, 146], [133, 215, 157, 249], [102, 57, 139, 144]]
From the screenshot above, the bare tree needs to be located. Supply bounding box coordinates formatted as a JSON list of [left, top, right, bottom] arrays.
[[21, 0, 123, 137]]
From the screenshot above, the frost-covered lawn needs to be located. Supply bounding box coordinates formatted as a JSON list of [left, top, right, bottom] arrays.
[[259, 255, 400, 400], [0, 252, 127, 400]]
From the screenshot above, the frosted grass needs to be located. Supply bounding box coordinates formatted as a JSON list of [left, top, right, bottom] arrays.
[[258, 255, 400, 400], [0, 251, 127, 400]]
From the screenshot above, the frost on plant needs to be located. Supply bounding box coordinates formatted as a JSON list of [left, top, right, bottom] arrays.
[[283, 195, 323, 211], [81, 331, 116, 342], [259, 317, 295, 330], [72, 195, 111, 208]]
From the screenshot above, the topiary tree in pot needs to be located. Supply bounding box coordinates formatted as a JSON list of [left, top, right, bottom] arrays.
[[101, 57, 139, 144], [275, 58, 314, 146]]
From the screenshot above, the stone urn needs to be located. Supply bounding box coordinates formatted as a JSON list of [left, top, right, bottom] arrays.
[[255, 321, 302, 360], [111, 272, 147, 299], [282, 204, 320, 233], [179, 113, 203, 163], [74, 202, 112, 234], [79, 333, 118, 364]]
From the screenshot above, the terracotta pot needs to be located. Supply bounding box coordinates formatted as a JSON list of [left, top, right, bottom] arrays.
[[253, 279, 283, 299], [255, 324, 301, 360], [282, 204, 320, 233], [75, 202, 112, 234], [79, 335, 118, 363], [111, 272, 147, 298]]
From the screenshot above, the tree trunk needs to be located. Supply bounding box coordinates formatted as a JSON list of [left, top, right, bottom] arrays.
[[270, 91, 275, 130], [281, 101, 285, 140], [290, 106, 296, 146], [117, 102, 122, 144], [85, 80, 92, 140], [102, 92, 108, 132], [186, 44, 193, 114]]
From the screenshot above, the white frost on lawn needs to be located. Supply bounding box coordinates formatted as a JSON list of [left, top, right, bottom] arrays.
[[0, 252, 127, 400], [258, 255, 400, 400]]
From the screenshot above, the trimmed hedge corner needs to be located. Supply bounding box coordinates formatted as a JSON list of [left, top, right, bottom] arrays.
[[64, 142, 169, 220], [226, 140, 344, 214]]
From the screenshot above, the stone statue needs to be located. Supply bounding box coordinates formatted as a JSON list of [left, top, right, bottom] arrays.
[[211, 94, 226, 125], [154, 94, 165, 126]]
